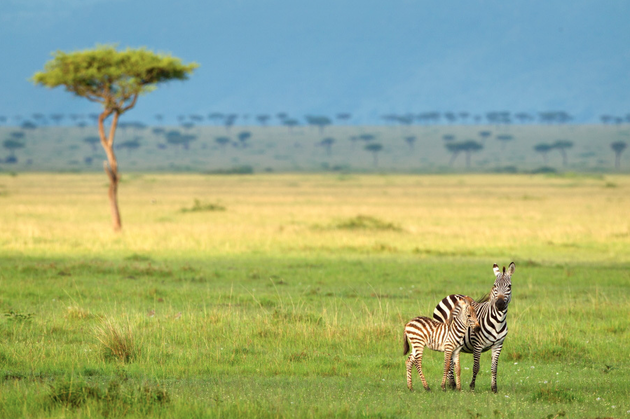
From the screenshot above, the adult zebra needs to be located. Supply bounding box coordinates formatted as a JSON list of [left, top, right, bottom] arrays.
[[432, 262, 514, 393]]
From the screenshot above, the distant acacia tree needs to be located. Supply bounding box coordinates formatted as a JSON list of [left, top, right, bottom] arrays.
[[21, 121, 38, 130], [3, 139, 25, 159], [256, 115, 271, 126], [478, 130, 492, 143], [534, 143, 554, 165], [514, 112, 533, 124], [358, 133, 375, 142], [118, 137, 141, 155], [305, 115, 332, 134], [404, 135, 416, 151], [611, 141, 627, 170], [319, 137, 335, 156], [442, 134, 455, 142], [32, 44, 197, 231], [496, 134, 514, 150], [444, 112, 457, 124], [276, 112, 288, 121], [224, 114, 237, 133], [215, 136, 231, 152], [83, 136, 100, 152], [166, 130, 197, 150], [364, 143, 383, 167], [208, 113, 224, 125], [552, 139, 573, 167], [283, 118, 299, 133], [237, 131, 252, 148], [445, 140, 483, 168]]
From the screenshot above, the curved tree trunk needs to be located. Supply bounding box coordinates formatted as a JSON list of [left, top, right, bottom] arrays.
[[98, 111, 122, 231]]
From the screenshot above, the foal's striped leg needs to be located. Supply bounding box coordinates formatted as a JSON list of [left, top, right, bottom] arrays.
[[413, 349, 430, 390], [406, 354, 414, 390]]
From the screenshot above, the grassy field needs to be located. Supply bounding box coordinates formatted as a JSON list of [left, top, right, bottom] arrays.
[[1, 124, 629, 174], [0, 173, 629, 418]]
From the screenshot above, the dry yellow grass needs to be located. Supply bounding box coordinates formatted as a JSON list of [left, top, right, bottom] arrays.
[[0, 173, 628, 262]]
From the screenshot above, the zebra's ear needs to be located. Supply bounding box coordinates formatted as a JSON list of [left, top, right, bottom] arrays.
[[507, 262, 515, 275], [492, 263, 500, 277]]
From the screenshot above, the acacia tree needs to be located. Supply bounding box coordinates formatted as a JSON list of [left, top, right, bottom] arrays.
[[319, 137, 335, 156], [611, 141, 627, 170], [496, 134, 514, 150], [365, 143, 383, 167], [404, 135, 416, 151], [552, 139, 573, 167], [32, 45, 197, 231], [534, 143, 553, 165], [445, 140, 483, 168], [237, 131, 252, 148], [3, 139, 25, 159]]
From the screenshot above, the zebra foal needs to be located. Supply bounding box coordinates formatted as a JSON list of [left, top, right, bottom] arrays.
[[403, 296, 481, 391], [433, 262, 514, 393]]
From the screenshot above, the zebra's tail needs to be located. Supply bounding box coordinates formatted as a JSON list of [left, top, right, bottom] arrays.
[[403, 331, 410, 355]]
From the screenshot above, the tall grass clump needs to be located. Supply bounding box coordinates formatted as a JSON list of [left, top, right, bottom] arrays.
[[333, 215, 402, 231], [93, 318, 137, 363]]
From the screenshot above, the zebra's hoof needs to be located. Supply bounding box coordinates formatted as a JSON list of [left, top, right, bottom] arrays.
[[469, 384, 476, 391]]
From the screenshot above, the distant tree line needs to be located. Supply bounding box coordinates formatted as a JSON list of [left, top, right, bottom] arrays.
[[4, 110, 630, 129]]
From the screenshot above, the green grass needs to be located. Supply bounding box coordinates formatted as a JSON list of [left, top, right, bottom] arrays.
[[0, 173, 629, 418]]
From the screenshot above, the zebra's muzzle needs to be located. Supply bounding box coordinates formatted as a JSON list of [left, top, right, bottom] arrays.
[[495, 297, 507, 311]]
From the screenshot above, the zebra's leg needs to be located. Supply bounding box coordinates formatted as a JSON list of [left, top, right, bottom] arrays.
[[469, 346, 482, 391], [447, 359, 456, 389], [406, 353, 414, 391], [453, 350, 462, 391], [441, 350, 453, 391], [490, 343, 503, 393], [413, 348, 430, 391]]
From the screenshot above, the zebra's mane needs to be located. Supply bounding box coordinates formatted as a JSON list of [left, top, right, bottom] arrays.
[[476, 293, 491, 304]]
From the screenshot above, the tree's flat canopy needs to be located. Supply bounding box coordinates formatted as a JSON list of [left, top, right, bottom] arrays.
[[32, 45, 198, 108]]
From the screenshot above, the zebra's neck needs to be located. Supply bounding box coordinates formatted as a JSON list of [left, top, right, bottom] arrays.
[[478, 301, 508, 322]]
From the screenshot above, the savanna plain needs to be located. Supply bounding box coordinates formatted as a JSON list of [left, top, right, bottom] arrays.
[[0, 173, 628, 418]]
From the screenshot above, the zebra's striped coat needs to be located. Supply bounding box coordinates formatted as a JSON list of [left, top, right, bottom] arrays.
[[403, 296, 481, 391], [432, 262, 514, 393]]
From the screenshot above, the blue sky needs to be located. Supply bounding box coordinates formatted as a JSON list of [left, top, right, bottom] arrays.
[[1, 0, 629, 124]]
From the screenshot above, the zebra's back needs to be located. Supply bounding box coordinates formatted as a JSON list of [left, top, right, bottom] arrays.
[[432, 294, 507, 354], [404, 316, 449, 352], [432, 294, 467, 323]]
